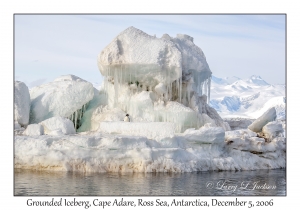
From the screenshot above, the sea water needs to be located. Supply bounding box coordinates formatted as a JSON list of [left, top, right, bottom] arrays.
[[14, 169, 285, 196]]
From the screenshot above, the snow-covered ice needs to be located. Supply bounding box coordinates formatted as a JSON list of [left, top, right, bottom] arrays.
[[183, 127, 225, 144], [262, 121, 284, 141], [14, 81, 31, 126], [29, 75, 94, 125], [98, 122, 175, 141], [39, 117, 75, 135], [23, 124, 44, 136], [14, 130, 285, 172]]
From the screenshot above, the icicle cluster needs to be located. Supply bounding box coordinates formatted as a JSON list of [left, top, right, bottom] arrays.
[[99, 64, 213, 133], [68, 103, 88, 130]]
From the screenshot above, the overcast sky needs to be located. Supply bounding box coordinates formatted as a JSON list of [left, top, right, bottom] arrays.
[[15, 14, 285, 87]]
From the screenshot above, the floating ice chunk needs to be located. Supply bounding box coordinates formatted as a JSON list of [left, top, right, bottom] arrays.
[[23, 124, 44, 136], [14, 81, 30, 126], [29, 75, 94, 124], [183, 127, 225, 144], [98, 122, 175, 140], [39, 117, 75, 135], [262, 121, 284, 140], [248, 107, 276, 132]]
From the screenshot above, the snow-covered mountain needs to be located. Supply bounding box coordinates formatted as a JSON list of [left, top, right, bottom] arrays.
[[210, 75, 285, 120]]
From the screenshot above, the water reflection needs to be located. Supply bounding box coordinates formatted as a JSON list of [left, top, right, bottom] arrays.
[[14, 169, 286, 196]]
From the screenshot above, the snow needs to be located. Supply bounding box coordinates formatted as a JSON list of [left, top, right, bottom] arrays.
[[210, 75, 285, 119], [23, 124, 44, 136], [39, 117, 75, 135], [14, 81, 30, 126], [29, 75, 94, 124], [248, 107, 276, 132], [98, 122, 175, 140]]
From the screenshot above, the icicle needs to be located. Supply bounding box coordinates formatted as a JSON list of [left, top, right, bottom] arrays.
[[75, 110, 78, 129]]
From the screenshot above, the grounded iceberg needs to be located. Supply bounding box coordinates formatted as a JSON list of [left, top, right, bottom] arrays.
[[14, 27, 285, 173]]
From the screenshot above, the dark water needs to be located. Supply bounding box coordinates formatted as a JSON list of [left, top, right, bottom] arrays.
[[14, 169, 286, 196]]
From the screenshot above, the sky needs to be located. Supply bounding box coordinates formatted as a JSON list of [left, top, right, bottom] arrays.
[[14, 14, 286, 88]]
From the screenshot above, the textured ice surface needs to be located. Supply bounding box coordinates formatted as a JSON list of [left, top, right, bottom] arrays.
[[224, 118, 254, 130], [262, 121, 284, 140], [14, 81, 30, 126], [29, 75, 94, 124], [98, 122, 175, 140], [183, 127, 225, 144], [23, 124, 44, 136], [248, 107, 276, 132], [39, 117, 75, 135], [14, 130, 285, 172]]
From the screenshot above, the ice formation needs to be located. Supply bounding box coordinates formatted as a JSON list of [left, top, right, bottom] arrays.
[[262, 121, 284, 141], [248, 107, 276, 132], [29, 75, 94, 126], [183, 127, 225, 144], [91, 26, 228, 132], [14, 127, 285, 172], [14, 81, 30, 127], [23, 124, 44, 136], [39, 117, 75, 135]]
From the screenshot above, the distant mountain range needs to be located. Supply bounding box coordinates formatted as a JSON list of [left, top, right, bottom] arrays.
[[210, 75, 286, 120]]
